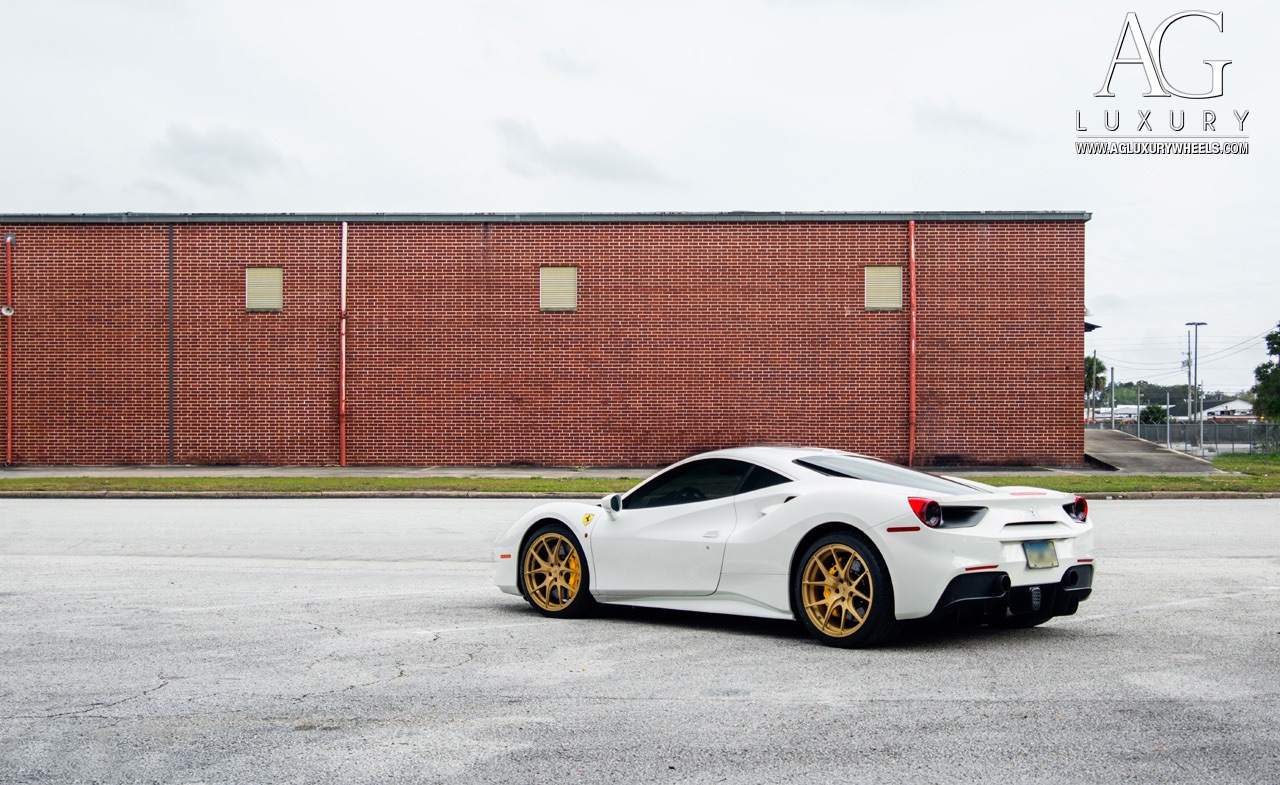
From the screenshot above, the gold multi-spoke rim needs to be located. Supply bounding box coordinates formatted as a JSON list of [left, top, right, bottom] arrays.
[[800, 542, 873, 638], [523, 532, 582, 612]]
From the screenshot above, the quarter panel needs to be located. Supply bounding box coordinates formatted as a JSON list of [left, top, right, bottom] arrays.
[[724, 483, 907, 575]]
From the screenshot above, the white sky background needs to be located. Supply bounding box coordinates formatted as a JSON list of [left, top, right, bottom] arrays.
[[2, 0, 1276, 394]]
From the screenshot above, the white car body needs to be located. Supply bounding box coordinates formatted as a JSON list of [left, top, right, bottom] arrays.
[[494, 447, 1095, 643]]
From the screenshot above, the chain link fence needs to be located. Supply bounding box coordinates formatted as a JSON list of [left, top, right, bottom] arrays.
[[1087, 420, 1280, 454]]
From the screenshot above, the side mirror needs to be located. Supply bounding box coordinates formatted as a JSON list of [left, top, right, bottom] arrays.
[[602, 493, 623, 519]]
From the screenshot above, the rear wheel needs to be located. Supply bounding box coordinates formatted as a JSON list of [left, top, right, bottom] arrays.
[[520, 524, 595, 617], [794, 532, 900, 648]]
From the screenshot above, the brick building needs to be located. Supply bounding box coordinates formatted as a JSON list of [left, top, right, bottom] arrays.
[[0, 211, 1088, 467]]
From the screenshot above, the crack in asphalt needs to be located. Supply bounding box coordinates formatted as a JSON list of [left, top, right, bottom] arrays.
[[292, 662, 407, 702], [422, 633, 488, 668], [18, 679, 172, 720]]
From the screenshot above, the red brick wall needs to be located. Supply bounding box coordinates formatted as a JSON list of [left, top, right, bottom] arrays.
[[0, 225, 169, 464], [173, 224, 339, 465], [915, 222, 1084, 466], [0, 217, 1084, 467]]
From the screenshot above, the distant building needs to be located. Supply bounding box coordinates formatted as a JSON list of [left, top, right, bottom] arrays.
[[1093, 405, 1142, 422], [1168, 398, 1255, 422], [1204, 399, 1256, 421]]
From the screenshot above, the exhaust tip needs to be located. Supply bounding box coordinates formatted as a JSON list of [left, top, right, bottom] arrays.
[[999, 575, 1012, 593], [1064, 569, 1080, 587]]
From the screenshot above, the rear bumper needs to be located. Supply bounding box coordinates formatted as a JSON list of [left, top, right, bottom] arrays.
[[926, 564, 1094, 625]]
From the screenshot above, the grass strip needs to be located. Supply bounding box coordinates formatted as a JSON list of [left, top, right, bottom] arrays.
[[967, 450, 1280, 491], [977, 474, 1279, 494], [966, 452, 1280, 494], [0, 454, 1275, 495], [0, 475, 642, 495]]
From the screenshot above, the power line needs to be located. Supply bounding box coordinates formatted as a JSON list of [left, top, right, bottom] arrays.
[[1198, 333, 1270, 361], [1096, 353, 1183, 369], [1092, 330, 1271, 376], [1200, 340, 1268, 366]]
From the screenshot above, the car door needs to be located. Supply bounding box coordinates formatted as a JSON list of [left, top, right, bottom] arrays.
[[589, 459, 752, 596]]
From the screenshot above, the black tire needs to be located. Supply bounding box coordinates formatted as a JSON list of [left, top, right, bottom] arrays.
[[519, 523, 596, 618], [793, 531, 901, 648]]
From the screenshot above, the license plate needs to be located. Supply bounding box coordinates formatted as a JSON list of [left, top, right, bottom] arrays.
[[1023, 540, 1058, 569]]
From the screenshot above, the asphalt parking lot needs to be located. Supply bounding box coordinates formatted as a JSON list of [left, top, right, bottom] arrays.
[[1, 498, 1278, 784]]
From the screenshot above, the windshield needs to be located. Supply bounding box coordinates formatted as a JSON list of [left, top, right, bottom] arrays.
[[794, 454, 970, 496]]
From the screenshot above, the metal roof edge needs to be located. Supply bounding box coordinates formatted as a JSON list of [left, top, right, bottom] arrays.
[[0, 210, 1092, 225]]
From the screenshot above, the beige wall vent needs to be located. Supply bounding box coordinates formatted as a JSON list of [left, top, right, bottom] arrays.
[[246, 267, 284, 312], [540, 266, 578, 312], [864, 266, 903, 311]]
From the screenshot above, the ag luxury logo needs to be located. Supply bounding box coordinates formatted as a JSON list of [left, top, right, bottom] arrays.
[[1075, 10, 1251, 156]]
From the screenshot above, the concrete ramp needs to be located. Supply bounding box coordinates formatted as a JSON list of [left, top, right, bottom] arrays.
[[1085, 429, 1219, 474]]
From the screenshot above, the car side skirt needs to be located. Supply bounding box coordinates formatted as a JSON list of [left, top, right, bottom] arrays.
[[595, 573, 794, 621]]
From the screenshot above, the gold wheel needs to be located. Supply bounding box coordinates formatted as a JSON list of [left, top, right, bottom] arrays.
[[800, 542, 874, 638], [522, 531, 584, 613]]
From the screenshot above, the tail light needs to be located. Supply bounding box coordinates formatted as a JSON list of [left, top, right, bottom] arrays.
[[908, 497, 942, 528], [1064, 495, 1088, 523]]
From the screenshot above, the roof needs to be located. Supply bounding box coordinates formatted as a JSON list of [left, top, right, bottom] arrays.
[[1167, 399, 1253, 418], [0, 210, 1092, 225], [697, 446, 851, 463]]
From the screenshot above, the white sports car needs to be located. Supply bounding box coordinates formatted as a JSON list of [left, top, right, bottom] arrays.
[[493, 447, 1095, 647]]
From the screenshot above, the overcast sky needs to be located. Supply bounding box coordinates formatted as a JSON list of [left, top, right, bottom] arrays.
[[2, 1, 1276, 393]]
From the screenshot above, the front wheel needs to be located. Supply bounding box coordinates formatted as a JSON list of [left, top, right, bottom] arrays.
[[793, 532, 900, 648], [520, 524, 596, 617]]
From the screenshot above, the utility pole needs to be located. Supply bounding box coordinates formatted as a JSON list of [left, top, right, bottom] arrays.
[[1137, 387, 1142, 440], [1185, 329, 1192, 452], [1109, 366, 1115, 430], [1090, 349, 1098, 422], [1186, 321, 1207, 456], [1166, 391, 1171, 449]]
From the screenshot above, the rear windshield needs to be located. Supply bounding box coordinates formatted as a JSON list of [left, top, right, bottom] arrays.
[[794, 454, 970, 496]]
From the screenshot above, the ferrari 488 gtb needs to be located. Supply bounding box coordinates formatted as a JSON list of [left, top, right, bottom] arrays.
[[494, 447, 1094, 647]]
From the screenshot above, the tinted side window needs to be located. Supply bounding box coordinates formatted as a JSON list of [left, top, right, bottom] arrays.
[[624, 459, 753, 509], [738, 465, 792, 494], [794, 454, 966, 496]]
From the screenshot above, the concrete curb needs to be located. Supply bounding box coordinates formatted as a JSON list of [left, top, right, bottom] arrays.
[[2, 490, 1277, 500], [0, 491, 602, 500], [1078, 491, 1280, 500]]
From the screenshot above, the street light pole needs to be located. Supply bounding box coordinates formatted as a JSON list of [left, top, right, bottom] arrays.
[[1186, 321, 1207, 456], [1109, 366, 1115, 430], [1185, 330, 1192, 452]]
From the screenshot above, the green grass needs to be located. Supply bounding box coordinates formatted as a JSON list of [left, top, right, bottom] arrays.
[[0, 453, 1276, 495], [975, 452, 1280, 495], [0, 475, 642, 495]]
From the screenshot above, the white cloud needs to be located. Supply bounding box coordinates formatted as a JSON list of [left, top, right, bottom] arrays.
[[493, 118, 673, 185], [128, 178, 190, 209], [150, 124, 299, 189], [539, 51, 601, 78], [912, 102, 1030, 143]]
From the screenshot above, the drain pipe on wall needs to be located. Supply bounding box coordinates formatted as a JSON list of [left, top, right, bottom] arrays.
[[908, 220, 918, 467], [339, 222, 349, 467], [3, 234, 15, 466]]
